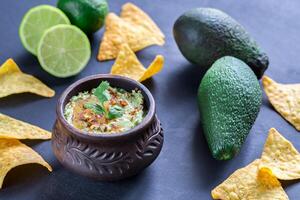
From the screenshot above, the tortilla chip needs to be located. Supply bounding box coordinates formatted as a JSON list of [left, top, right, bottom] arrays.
[[120, 3, 165, 40], [98, 10, 164, 61], [110, 44, 164, 81], [110, 44, 146, 80], [259, 128, 300, 180], [0, 113, 51, 140], [0, 139, 52, 188], [0, 59, 55, 98], [257, 167, 282, 187], [98, 13, 131, 61], [211, 159, 288, 200], [262, 75, 300, 130], [139, 55, 164, 82]]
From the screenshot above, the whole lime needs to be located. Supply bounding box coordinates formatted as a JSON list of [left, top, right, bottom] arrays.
[[57, 0, 109, 34]]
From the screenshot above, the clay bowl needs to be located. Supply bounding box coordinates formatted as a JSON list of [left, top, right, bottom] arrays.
[[52, 74, 163, 181]]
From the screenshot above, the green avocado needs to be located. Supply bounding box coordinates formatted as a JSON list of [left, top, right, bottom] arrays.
[[198, 56, 262, 160], [173, 8, 269, 79]]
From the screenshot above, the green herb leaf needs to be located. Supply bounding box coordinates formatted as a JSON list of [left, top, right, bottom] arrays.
[[84, 103, 105, 115], [107, 105, 124, 119], [93, 81, 110, 104], [89, 81, 124, 119]]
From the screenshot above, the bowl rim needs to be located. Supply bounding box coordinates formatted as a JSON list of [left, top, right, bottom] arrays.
[[56, 74, 156, 141]]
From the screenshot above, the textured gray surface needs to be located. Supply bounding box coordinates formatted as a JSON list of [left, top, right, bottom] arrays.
[[1, 0, 300, 199]]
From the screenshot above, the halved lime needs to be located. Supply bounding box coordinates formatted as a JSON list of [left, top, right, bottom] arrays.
[[19, 5, 70, 55], [37, 24, 91, 78]]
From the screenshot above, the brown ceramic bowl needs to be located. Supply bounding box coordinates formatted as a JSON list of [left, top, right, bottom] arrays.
[[52, 74, 163, 181]]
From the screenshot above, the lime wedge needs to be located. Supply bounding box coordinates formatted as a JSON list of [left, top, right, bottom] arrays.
[[19, 5, 70, 55], [37, 24, 91, 78]]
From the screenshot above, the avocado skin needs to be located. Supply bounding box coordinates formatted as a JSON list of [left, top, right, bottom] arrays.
[[173, 8, 268, 79], [198, 56, 262, 160]]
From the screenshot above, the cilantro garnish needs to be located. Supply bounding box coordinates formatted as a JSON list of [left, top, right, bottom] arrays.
[[84, 103, 105, 115], [84, 81, 124, 119], [93, 81, 110, 104], [107, 105, 124, 119]]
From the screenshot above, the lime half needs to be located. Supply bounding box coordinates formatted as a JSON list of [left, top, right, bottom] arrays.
[[19, 5, 70, 55], [37, 24, 91, 78]]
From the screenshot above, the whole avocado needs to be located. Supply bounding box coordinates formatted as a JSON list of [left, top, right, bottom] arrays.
[[173, 8, 268, 79], [198, 56, 262, 160]]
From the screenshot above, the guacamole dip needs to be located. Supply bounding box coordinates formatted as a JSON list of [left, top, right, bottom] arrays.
[[64, 81, 145, 134]]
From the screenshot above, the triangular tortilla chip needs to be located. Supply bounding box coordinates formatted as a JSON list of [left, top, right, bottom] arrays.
[[139, 55, 164, 82], [110, 44, 164, 81], [0, 59, 55, 98], [259, 128, 300, 180], [120, 3, 165, 40], [262, 75, 300, 130], [110, 44, 146, 80], [98, 10, 164, 61], [211, 159, 288, 200], [0, 113, 51, 140], [0, 139, 52, 188]]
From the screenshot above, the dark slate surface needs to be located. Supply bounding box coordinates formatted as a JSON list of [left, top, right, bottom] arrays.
[[1, 0, 300, 199]]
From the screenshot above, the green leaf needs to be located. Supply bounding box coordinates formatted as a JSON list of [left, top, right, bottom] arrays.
[[88, 81, 125, 119], [107, 105, 124, 119], [93, 81, 110, 104], [84, 103, 105, 115]]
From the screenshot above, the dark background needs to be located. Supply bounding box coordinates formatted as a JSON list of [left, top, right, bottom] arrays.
[[1, 0, 300, 199]]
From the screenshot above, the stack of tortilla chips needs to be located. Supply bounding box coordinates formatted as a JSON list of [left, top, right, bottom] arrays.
[[98, 3, 165, 82], [0, 113, 52, 189], [212, 128, 300, 200], [0, 59, 54, 188]]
